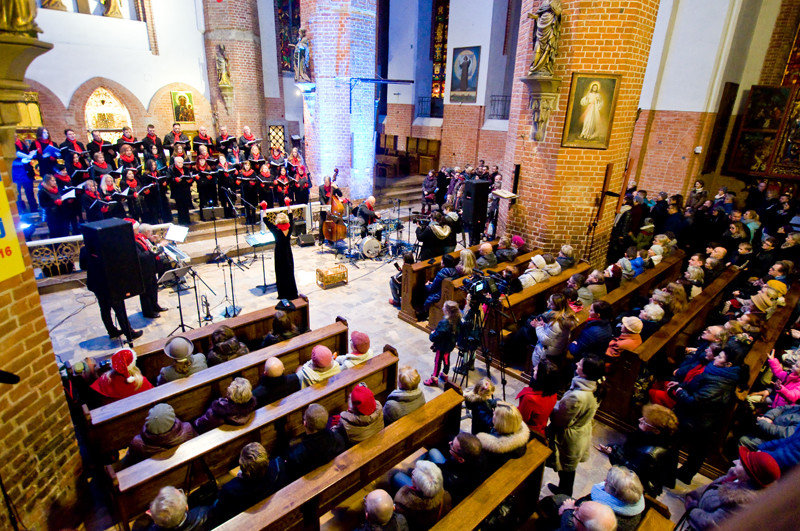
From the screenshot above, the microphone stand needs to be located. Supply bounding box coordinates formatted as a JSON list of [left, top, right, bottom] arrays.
[[187, 267, 217, 327], [223, 256, 241, 318], [223, 187, 249, 268]]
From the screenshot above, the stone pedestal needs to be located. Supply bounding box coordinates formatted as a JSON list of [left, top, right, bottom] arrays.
[[519, 75, 561, 142]]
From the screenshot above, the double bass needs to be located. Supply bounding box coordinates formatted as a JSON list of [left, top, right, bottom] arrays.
[[322, 169, 347, 242]]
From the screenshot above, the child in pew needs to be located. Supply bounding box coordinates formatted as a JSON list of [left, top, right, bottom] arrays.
[[747, 349, 800, 410], [465, 378, 497, 435], [393, 460, 453, 529], [424, 300, 462, 387], [630, 249, 645, 277], [210, 442, 288, 525], [568, 273, 594, 309], [193, 377, 257, 434], [330, 382, 385, 447], [206, 325, 249, 367], [420, 253, 459, 320], [143, 486, 211, 531], [357, 489, 409, 531], [338, 331, 376, 369], [157, 336, 208, 385], [616, 247, 636, 281], [87, 348, 154, 407], [296, 344, 341, 388], [383, 366, 426, 425], [258, 309, 301, 349], [252, 357, 301, 408], [282, 403, 346, 479], [122, 403, 197, 467], [556, 244, 575, 269]]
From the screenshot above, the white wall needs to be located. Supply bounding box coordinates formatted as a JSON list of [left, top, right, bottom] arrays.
[[257, 0, 281, 99], [444, 0, 494, 106], [387, 0, 419, 105], [733, 0, 781, 111], [28, 1, 209, 109]]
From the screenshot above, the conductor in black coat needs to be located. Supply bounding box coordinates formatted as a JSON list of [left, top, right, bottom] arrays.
[[265, 211, 299, 300]]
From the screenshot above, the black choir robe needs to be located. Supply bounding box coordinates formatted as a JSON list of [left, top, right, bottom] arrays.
[[265, 213, 299, 300]]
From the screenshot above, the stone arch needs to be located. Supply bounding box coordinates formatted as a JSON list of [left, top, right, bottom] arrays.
[[23, 79, 69, 141], [67, 77, 148, 142], [147, 83, 215, 135]]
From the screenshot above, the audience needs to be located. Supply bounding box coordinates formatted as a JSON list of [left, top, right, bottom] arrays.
[[157, 336, 208, 385], [425, 300, 461, 387], [516, 359, 560, 438], [207, 325, 250, 367], [554, 500, 617, 531], [421, 253, 459, 317], [283, 403, 345, 479], [259, 310, 301, 348], [338, 331, 375, 368], [568, 300, 614, 361], [357, 489, 409, 531], [123, 403, 197, 466], [393, 460, 452, 529], [252, 357, 301, 407], [465, 377, 497, 435], [332, 383, 384, 446], [297, 344, 341, 388], [476, 242, 498, 270], [88, 348, 154, 406], [455, 248, 476, 276], [146, 486, 211, 531], [476, 401, 530, 467], [556, 244, 575, 269], [383, 366, 426, 425], [570, 466, 645, 531], [194, 377, 257, 434], [606, 316, 643, 359], [531, 293, 577, 367], [740, 404, 800, 450]]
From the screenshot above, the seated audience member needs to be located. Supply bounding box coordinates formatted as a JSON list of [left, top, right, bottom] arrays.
[[604, 263, 623, 292], [597, 404, 679, 497], [207, 325, 250, 367], [586, 269, 608, 300], [146, 486, 211, 531], [194, 377, 257, 434], [259, 310, 300, 348], [632, 219, 654, 250], [421, 253, 459, 317], [516, 358, 560, 438], [89, 348, 154, 406], [606, 317, 643, 359], [393, 460, 452, 529], [123, 403, 197, 466], [475, 242, 498, 269], [665, 281, 689, 315], [569, 300, 614, 361], [284, 403, 346, 479], [157, 336, 208, 385], [211, 442, 287, 524], [649, 288, 674, 322], [297, 344, 341, 388], [617, 247, 637, 280], [630, 250, 645, 277], [568, 273, 594, 308], [383, 366, 426, 425], [556, 244, 575, 269], [465, 377, 497, 435], [683, 448, 780, 530], [747, 349, 800, 409], [389, 252, 415, 308], [495, 235, 518, 262], [476, 401, 530, 467], [758, 421, 800, 471], [517, 254, 552, 289], [731, 241, 754, 270], [682, 265, 705, 299], [554, 500, 617, 531], [455, 248, 476, 276], [252, 357, 301, 407], [637, 304, 665, 341], [357, 489, 409, 531], [332, 382, 384, 446], [564, 287, 583, 314], [740, 404, 800, 450], [572, 466, 645, 531], [541, 253, 563, 277], [648, 244, 664, 265], [416, 211, 452, 259], [704, 256, 725, 286], [338, 331, 375, 368]]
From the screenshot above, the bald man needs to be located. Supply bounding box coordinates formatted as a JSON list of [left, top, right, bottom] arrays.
[[559, 500, 617, 531], [356, 195, 381, 238], [284, 403, 346, 480], [252, 356, 301, 407], [357, 489, 409, 531]]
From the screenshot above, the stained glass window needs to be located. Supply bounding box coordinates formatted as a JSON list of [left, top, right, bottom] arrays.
[[275, 0, 301, 73], [84, 87, 131, 143], [269, 125, 286, 150], [431, 0, 449, 99]]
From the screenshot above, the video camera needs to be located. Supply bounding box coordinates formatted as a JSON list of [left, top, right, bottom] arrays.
[[462, 270, 501, 304]]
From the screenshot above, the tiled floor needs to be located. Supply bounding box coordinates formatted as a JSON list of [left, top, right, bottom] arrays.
[[40, 230, 709, 526]]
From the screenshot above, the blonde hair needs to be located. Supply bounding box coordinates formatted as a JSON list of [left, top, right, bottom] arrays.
[[443, 300, 462, 330], [398, 366, 421, 390], [604, 465, 644, 504], [472, 377, 495, 400], [106, 363, 145, 390], [275, 212, 290, 225], [149, 486, 187, 528], [666, 282, 689, 314], [560, 244, 574, 258], [227, 377, 253, 404], [459, 249, 476, 276], [239, 442, 270, 479], [498, 235, 510, 249], [492, 401, 522, 435]]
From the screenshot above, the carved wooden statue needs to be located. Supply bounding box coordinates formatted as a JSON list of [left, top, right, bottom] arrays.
[[291, 28, 311, 83], [528, 0, 563, 77], [0, 0, 39, 37], [41, 0, 67, 11], [216, 44, 232, 86], [103, 0, 123, 18]]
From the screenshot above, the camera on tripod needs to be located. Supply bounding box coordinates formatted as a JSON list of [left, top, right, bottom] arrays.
[[462, 271, 501, 303]]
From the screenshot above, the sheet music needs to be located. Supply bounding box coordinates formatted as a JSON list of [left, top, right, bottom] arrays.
[[165, 224, 190, 243], [61, 190, 76, 200]]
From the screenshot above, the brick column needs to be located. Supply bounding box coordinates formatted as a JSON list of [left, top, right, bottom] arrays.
[[499, 0, 659, 267], [0, 34, 85, 529], [202, 0, 267, 137], [300, 0, 377, 198]]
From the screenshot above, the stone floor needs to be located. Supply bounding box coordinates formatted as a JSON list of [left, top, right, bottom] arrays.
[[40, 232, 709, 527]]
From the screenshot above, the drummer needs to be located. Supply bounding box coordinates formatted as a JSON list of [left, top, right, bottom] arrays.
[[355, 196, 380, 238]]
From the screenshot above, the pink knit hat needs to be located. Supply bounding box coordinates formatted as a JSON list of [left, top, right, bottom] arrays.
[[311, 345, 333, 368], [350, 331, 370, 354], [111, 348, 136, 383]]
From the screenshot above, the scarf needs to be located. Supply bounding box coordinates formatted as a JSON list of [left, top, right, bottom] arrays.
[[271, 150, 282, 161], [43, 183, 59, 194], [93, 139, 105, 151], [243, 132, 254, 141], [15, 139, 25, 152], [35, 139, 53, 155], [174, 166, 184, 176], [196, 133, 210, 142], [85, 190, 98, 200], [68, 139, 81, 152], [147, 133, 157, 142], [73, 161, 83, 170], [93, 161, 108, 170], [105, 184, 115, 193], [590, 483, 645, 517], [56, 172, 70, 183], [242, 169, 254, 177], [126, 177, 138, 188], [135, 233, 151, 252], [120, 153, 135, 163], [277, 223, 290, 232]]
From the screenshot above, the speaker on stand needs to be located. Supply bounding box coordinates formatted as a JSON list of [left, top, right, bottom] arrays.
[[81, 218, 144, 300], [461, 179, 490, 246]]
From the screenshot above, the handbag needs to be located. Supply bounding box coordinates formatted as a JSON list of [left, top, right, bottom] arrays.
[[184, 457, 219, 508]]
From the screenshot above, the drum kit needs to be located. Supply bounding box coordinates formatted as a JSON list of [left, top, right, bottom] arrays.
[[329, 200, 415, 262]]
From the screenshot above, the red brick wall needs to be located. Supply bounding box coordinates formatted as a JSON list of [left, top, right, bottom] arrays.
[[498, 0, 660, 267], [411, 124, 442, 140], [477, 129, 507, 168], [440, 104, 483, 167], [384, 103, 414, 151], [24, 79, 69, 140], [759, 0, 800, 85]]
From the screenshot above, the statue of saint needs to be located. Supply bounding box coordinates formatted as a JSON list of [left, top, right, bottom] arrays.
[[527, 0, 562, 77], [216, 44, 232, 86], [41, 0, 66, 11], [291, 28, 311, 83], [103, 0, 123, 18], [0, 0, 40, 37]]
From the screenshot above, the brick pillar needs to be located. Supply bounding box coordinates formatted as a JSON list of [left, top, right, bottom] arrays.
[[202, 0, 267, 137], [499, 0, 659, 267], [300, 0, 377, 198], [0, 34, 85, 529]]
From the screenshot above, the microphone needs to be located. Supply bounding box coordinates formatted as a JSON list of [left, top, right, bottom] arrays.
[[0, 369, 20, 385]]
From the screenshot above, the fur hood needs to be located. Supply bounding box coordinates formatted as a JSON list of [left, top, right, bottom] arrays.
[[464, 389, 493, 404], [714, 481, 759, 506], [477, 423, 530, 454], [430, 223, 452, 239]]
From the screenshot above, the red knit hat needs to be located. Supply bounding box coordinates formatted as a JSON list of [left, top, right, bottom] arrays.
[[350, 331, 370, 354], [350, 383, 376, 416], [739, 446, 781, 488], [111, 348, 136, 383]]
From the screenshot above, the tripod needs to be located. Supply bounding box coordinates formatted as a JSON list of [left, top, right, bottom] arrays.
[[169, 276, 193, 335], [206, 203, 225, 263]]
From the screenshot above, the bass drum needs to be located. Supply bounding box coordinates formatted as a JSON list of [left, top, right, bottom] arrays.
[[359, 236, 382, 258]]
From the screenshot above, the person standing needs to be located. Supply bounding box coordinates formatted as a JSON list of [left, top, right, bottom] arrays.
[[318, 173, 343, 244], [141, 124, 163, 157], [192, 125, 215, 156], [135, 223, 167, 319], [87, 129, 116, 166], [32, 126, 58, 178], [168, 156, 194, 226], [163, 122, 189, 155], [264, 211, 299, 300], [239, 125, 257, 159], [37, 173, 68, 238]]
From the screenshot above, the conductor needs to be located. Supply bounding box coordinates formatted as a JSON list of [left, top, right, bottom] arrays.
[[264, 211, 299, 300]]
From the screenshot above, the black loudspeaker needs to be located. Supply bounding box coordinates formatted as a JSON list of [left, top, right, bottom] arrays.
[[81, 218, 144, 300], [461, 179, 491, 225], [297, 234, 316, 246]]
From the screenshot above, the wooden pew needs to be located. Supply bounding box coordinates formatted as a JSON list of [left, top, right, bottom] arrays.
[[84, 318, 348, 462], [216, 388, 463, 531], [429, 437, 551, 531], [426, 249, 543, 332], [636, 495, 674, 530], [597, 266, 740, 432], [398, 240, 498, 331], [108, 349, 400, 530]]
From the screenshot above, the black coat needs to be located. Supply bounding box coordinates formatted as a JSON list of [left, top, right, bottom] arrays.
[[252, 373, 301, 408], [265, 214, 299, 300], [674, 364, 740, 432], [568, 318, 613, 360], [608, 430, 679, 496], [211, 458, 288, 525], [284, 429, 346, 480]]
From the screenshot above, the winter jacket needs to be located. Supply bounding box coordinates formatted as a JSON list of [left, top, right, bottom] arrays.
[[606, 332, 642, 358], [532, 313, 573, 365], [518, 267, 551, 289], [437, 453, 488, 504], [334, 403, 385, 446], [354, 513, 410, 531], [543, 261, 562, 277], [429, 318, 459, 354], [759, 426, 800, 471], [464, 389, 496, 435], [576, 286, 594, 309], [617, 257, 634, 280], [476, 423, 530, 468], [476, 252, 498, 270], [767, 357, 800, 407], [608, 430, 679, 497], [496, 247, 518, 263], [684, 474, 760, 530], [416, 223, 452, 260], [297, 360, 342, 389], [338, 348, 376, 369], [568, 318, 613, 360], [630, 256, 645, 277], [426, 266, 458, 298], [211, 458, 288, 524], [252, 372, 301, 407], [207, 338, 249, 367], [556, 255, 575, 270], [146, 506, 211, 531], [194, 396, 257, 434], [394, 485, 452, 530], [575, 483, 645, 531], [516, 387, 558, 437], [757, 405, 800, 440], [674, 364, 740, 432], [157, 354, 209, 385], [383, 388, 426, 425], [284, 428, 346, 479], [550, 377, 599, 471], [587, 282, 608, 300], [124, 418, 198, 466]]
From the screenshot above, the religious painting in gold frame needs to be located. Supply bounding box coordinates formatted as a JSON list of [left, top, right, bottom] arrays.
[[171, 91, 196, 124], [561, 72, 621, 150]]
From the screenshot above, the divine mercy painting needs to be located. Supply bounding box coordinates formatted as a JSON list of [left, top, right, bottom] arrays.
[[562, 72, 621, 149]]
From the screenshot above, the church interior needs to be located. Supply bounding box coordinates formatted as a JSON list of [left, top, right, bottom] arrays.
[[1, 0, 800, 529]]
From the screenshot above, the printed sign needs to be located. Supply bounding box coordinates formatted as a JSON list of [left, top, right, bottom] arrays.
[[0, 183, 26, 282]]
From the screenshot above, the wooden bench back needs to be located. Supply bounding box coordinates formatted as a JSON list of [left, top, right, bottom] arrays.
[[85, 318, 348, 457], [109, 350, 400, 528], [216, 388, 463, 531], [429, 437, 551, 530], [133, 296, 310, 383]]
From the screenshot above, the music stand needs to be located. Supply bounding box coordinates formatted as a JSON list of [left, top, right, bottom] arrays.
[[245, 231, 277, 293], [159, 266, 193, 335]]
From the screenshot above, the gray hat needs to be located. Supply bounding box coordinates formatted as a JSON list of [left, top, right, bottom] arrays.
[[164, 336, 194, 360], [145, 403, 176, 435]]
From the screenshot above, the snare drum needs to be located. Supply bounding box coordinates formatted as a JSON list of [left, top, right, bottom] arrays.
[[359, 236, 382, 258], [381, 219, 403, 233], [367, 222, 383, 235]]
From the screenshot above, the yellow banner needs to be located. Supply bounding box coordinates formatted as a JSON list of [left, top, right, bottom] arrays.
[[0, 183, 26, 282]]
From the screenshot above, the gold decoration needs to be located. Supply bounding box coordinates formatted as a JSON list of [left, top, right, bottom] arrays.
[[0, 0, 41, 37], [527, 0, 562, 77], [103, 0, 122, 18], [41, 0, 67, 11]]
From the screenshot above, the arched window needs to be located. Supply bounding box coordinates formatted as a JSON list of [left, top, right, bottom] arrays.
[[84, 87, 132, 143]]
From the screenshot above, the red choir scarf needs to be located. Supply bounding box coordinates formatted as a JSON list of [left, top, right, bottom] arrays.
[[120, 153, 135, 164], [85, 189, 98, 200], [73, 161, 83, 170], [146, 133, 157, 143], [135, 233, 151, 251], [15, 139, 26, 152], [93, 139, 105, 150], [277, 223, 291, 232], [93, 160, 108, 170], [196, 133, 210, 142], [105, 184, 115, 193], [243, 132, 254, 141], [242, 169, 254, 177], [43, 183, 59, 194], [56, 172, 71, 183], [68, 140, 81, 152], [174, 166, 184, 176], [126, 177, 138, 188], [271, 150, 282, 161], [35, 138, 53, 155], [289, 155, 301, 165]]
